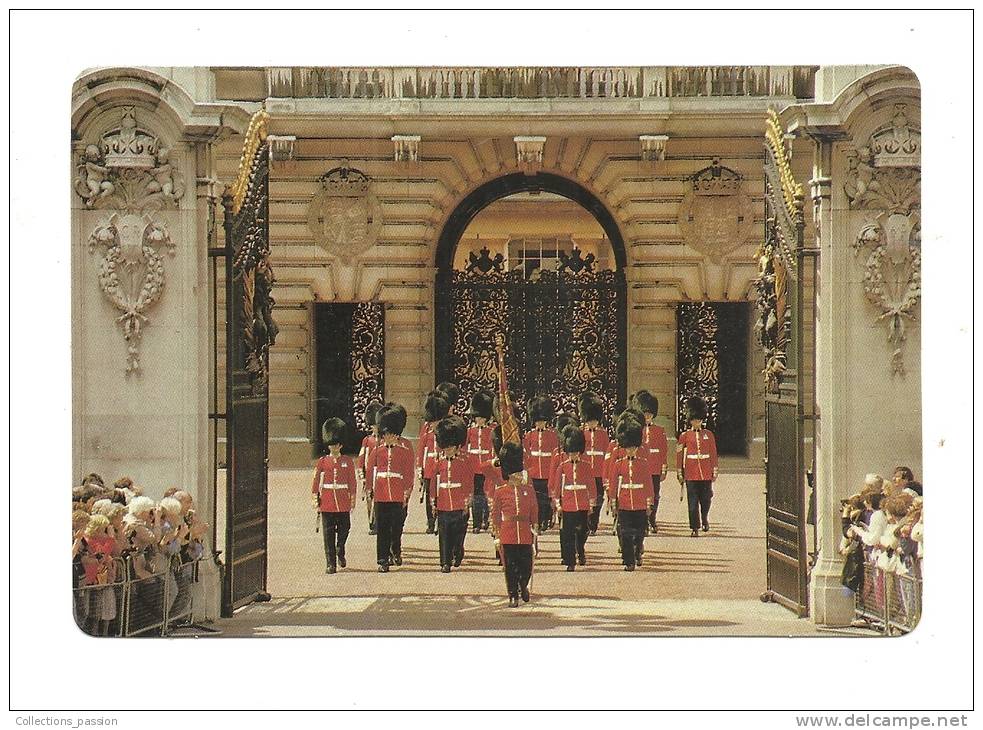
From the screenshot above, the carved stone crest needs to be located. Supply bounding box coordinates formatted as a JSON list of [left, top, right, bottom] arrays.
[[74, 107, 184, 210], [843, 105, 921, 375], [88, 212, 175, 373], [678, 160, 755, 263], [307, 163, 382, 264]]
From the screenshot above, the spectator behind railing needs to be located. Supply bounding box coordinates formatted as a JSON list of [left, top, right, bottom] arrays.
[[72, 475, 210, 636]]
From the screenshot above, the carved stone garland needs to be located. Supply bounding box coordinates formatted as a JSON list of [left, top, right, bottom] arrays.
[[77, 107, 185, 373], [843, 104, 921, 375]]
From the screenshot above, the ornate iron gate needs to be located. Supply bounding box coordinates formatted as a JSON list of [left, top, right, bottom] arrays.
[[436, 251, 627, 424], [754, 109, 816, 616], [220, 111, 277, 616]]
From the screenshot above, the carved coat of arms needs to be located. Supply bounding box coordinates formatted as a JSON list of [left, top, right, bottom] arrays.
[[678, 160, 754, 263], [307, 164, 382, 264]]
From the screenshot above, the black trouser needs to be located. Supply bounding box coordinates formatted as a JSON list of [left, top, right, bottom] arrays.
[[375, 502, 403, 566], [472, 476, 489, 530], [502, 544, 533, 599], [395, 503, 408, 558], [532, 479, 551, 531], [648, 475, 662, 530], [321, 511, 351, 567], [437, 510, 468, 568], [588, 477, 604, 533], [423, 478, 436, 532], [618, 509, 646, 567], [560, 510, 589, 566], [686, 480, 713, 531]]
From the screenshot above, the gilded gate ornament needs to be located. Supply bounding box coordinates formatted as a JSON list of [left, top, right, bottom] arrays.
[[307, 163, 382, 264]]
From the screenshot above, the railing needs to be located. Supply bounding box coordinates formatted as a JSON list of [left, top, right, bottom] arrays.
[[854, 563, 922, 635], [263, 66, 816, 100], [73, 556, 205, 637]]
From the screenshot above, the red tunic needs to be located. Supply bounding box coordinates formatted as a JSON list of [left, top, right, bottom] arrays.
[[417, 423, 440, 480], [523, 428, 559, 480], [676, 428, 718, 481], [642, 423, 669, 474], [358, 434, 378, 477], [416, 421, 436, 476], [548, 458, 595, 512], [610, 454, 656, 511], [466, 423, 497, 463], [432, 453, 497, 512], [582, 426, 611, 479], [311, 455, 358, 512], [492, 482, 539, 545], [369, 442, 415, 503], [603, 443, 651, 494]]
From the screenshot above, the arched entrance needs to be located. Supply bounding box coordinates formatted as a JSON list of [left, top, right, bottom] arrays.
[[435, 172, 628, 423]]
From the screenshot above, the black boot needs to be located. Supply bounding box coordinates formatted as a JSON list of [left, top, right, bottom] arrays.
[[337, 549, 347, 569]]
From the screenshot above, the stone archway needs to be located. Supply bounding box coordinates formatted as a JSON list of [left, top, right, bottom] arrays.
[[434, 172, 629, 420]]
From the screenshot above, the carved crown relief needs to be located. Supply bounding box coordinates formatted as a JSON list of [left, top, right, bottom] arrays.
[[678, 160, 755, 263], [75, 107, 185, 211], [307, 163, 382, 264], [843, 104, 921, 376], [77, 107, 184, 373]]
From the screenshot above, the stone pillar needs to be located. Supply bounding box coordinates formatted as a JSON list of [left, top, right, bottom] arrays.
[[808, 134, 855, 625]]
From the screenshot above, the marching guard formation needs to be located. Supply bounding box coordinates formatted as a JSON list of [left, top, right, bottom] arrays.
[[311, 379, 719, 607]]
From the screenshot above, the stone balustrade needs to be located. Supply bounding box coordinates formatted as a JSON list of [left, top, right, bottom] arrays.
[[259, 66, 816, 100]]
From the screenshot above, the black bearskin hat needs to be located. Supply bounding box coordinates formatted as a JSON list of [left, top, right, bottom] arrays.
[[468, 390, 495, 420], [632, 389, 659, 417], [616, 407, 644, 429], [435, 415, 468, 449], [561, 426, 586, 454], [424, 391, 450, 422], [615, 417, 643, 449], [555, 412, 579, 434], [527, 396, 555, 424], [321, 417, 347, 446], [377, 402, 408, 436], [498, 442, 524, 478], [435, 381, 461, 409], [685, 396, 708, 422], [578, 392, 604, 424], [364, 401, 384, 428]]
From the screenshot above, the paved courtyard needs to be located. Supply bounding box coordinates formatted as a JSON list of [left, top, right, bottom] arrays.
[[216, 466, 823, 636]]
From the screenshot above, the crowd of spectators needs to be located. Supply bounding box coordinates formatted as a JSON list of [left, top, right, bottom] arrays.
[[839, 466, 923, 625], [72, 473, 209, 636]]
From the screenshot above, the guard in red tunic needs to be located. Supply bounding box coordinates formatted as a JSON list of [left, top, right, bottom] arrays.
[[549, 426, 595, 571], [675, 396, 719, 537], [368, 403, 415, 572], [491, 443, 539, 607], [609, 416, 655, 571], [432, 415, 498, 572], [418, 391, 450, 535], [311, 418, 358, 574], [579, 392, 610, 535], [523, 396, 559, 532], [466, 390, 496, 533], [546, 412, 579, 488], [632, 390, 669, 534], [358, 401, 384, 535]]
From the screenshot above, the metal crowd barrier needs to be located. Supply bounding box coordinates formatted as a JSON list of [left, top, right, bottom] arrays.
[[73, 555, 204, 637], [854, 562, 922, 635]]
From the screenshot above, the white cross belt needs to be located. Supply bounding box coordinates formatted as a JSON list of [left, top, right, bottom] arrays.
[[686, 454, 711, 460]]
